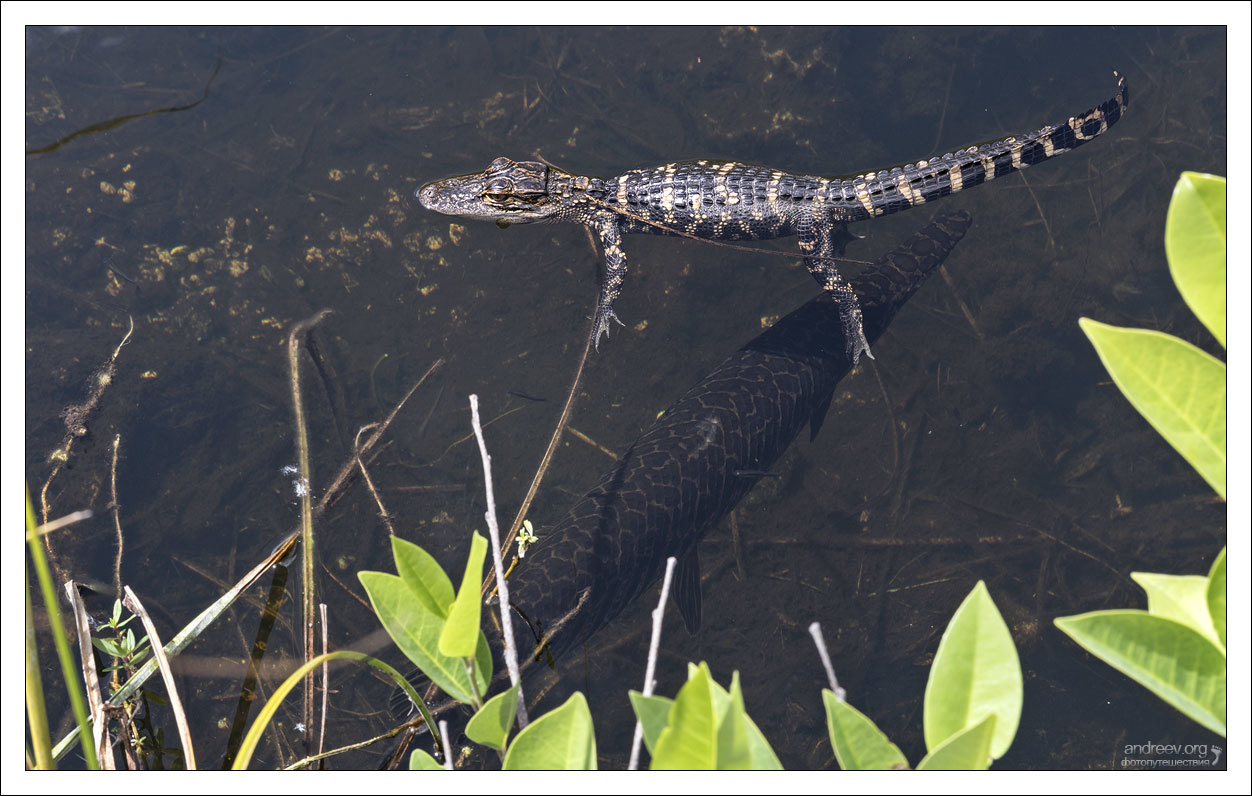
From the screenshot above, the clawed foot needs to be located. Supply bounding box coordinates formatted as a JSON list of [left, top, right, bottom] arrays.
[[836, 297, 873, 365], [592, 307, 625, 351], [846, 331, 874, 366]]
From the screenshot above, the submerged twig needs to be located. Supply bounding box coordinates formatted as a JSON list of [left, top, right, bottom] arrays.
[[221, 560, 290, 769], [628, 556, 678, 771], [808, 622, 845, 701], [938, 265, 983, 341], [469, 394, 528, 729], [287, 308, 332, 747], [317, 358, 444, 516], [110, 434, 124, 601], [284, 714, 426, 770], [353, 424, 395, 534], [41, 316, 134, 583], [122, 586, 197, 769]]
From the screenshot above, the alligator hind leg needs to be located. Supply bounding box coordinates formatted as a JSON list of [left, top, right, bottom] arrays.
[[798, 222, 873, 364], [590, 215, 629, 351]]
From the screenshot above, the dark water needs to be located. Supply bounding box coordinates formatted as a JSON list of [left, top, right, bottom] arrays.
[[25, 26, 1227, 770]]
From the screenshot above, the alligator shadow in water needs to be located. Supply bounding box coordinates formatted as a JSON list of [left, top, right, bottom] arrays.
[[506, 211, 973, 671]]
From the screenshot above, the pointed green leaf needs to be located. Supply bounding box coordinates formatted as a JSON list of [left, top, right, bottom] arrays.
[[465, 684, 519, 752], [91, 637, 122, 657], [923, 581, 1022, 759], [1079, 319, 1226, 500], [916, 713, 996, 770], [717, 673, 782, 770], [439, 532, 488, 658], [391, 536, 454, 619], [628, 692, 673, 755], [1132, 572, 1221, 647], [409, 749, 444, 770], [715, 672, 752, 770], [741, 711, 783, 770], [823, 690, 909, 770], [1206, 548, 1226, 650], [1055, 610, 1226, 736], [502, 692, 596, 770], [1164, 172, 1226, 348], [358, 570, 489, 705], [651, 663, 718, 769]]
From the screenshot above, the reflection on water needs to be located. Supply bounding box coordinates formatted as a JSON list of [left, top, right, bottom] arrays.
[[25, 26, 1226, 770]]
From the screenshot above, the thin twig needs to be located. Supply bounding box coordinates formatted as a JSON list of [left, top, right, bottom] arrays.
[[469, 394, 529, 728], [63, 582, 113, 769], [808, 622, 845, 701], [439, 721, 453, 770], [938, 265, 983, 340], [122, 586, 197, 768], [287, 308, 333, 746], [352, 424, 395, 534], [110, 434, 124, 601], [283, 714, 427, 770], [486, 303, 597, 598], [628, 556, 678, 771], [566, 425, 617, 459], [26, 509, 93, 540]]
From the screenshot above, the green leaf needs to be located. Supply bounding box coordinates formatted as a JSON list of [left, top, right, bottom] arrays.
[[740, 709, 783, 770], [91, 637, 122, 657], [715, 674, 782, 770], [465, 684, 519, 752], [916, 713, 996, 771], [1206, 548, 1226, 650], [923, 581, 1022, 759], [715, 672, 752, 770], [651, 663, 718, 769], [648, 663, 780, 770], [823, 690, 909, 770], [1079, 319, 1226, 499], [628, 692, 673, 755], [1055, 610, 1226, 736], [502, 692, 596, 770], [439, 532, 488, 658], [1131, 572, 1221, 647], [409, 749, 444, 770], [391, 536, 454, 619], [1164, 172, 1226, 348], [357, 570, 490, 705]]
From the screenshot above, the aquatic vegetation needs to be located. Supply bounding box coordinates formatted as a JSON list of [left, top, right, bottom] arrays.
[[1058, 173, 1227, 737], [1079, 172, 1226, 499], [359, 509, 1024, 769]]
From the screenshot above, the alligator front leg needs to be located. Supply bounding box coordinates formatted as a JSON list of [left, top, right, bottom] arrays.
[[590, 215, 628, 350], [798, 221, 873, 364]]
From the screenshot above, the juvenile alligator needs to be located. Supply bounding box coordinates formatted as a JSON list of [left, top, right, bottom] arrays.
[[417, 75, 1124, 363], [505, 211, 972, 664]]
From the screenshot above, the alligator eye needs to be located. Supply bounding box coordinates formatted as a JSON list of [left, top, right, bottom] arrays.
[[483, 191, 511, 204]]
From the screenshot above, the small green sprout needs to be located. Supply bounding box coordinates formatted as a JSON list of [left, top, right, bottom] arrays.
[[518, 520, 538, 559]]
